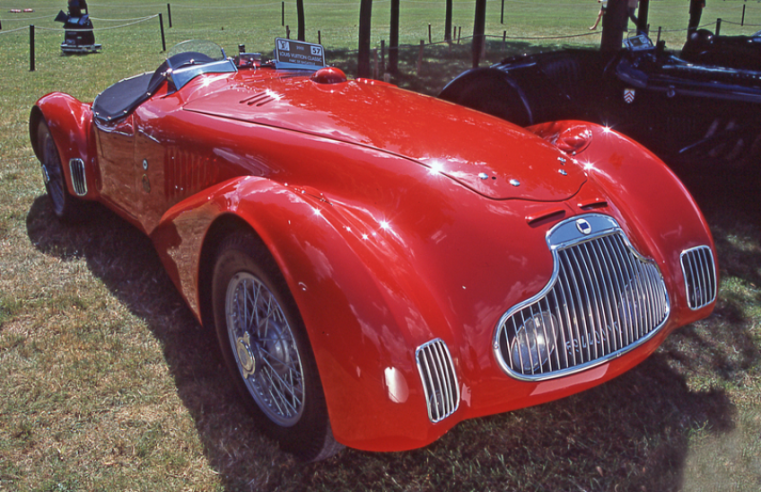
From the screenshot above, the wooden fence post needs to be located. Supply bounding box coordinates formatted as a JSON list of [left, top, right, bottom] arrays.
[[159, 13, 166, 51], [381, 40, 385, 74], [416, 40, 424, 76], [29, 25, 35, 72]]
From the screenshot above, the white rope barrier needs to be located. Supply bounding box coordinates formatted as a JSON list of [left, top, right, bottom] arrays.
[[0, 25, 29, 35], [89, 15, 162, 22]]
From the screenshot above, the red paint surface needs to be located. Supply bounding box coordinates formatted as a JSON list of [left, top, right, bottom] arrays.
[[32, 64, 717, 452]]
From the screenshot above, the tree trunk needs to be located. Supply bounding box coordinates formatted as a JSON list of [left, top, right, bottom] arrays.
[[601, 0, 626, 52], [636, 0, 650, 34], [296, 0, 305, 41], [389, 0, 400, 73], [472, 0, 487, 68], [358, 0, 373, 78], [445, 0, 453, 42]]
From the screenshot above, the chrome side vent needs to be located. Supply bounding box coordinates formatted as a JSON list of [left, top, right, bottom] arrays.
[[494, 215, 670, 381], [416, 339, 459, 423], [680, 246, 717, 310], [68, 158, 87, 196]]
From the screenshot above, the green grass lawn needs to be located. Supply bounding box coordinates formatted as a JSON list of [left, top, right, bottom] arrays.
[[2, 0, 761, 491]]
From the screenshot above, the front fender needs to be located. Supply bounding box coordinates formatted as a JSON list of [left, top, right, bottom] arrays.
[[150, 176, 458, 451], [30, 93, 98, 200], [529, 120, 717, 325]]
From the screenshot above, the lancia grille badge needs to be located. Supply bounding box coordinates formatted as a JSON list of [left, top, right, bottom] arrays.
[[576, 218, 592, 235]]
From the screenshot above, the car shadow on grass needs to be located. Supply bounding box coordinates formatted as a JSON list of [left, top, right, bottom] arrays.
[[24, 168, 752, 491]]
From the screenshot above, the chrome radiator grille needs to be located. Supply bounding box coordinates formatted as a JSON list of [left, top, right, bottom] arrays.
[[416, 339, 459, 422], [494, 215, 670, 380], [680, 246, 717, 310]]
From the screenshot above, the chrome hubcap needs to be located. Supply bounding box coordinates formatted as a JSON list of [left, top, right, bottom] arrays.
[[225, 272, 305, 427]]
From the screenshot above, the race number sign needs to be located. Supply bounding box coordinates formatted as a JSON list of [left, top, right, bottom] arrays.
[[274, 38, 325, 69]]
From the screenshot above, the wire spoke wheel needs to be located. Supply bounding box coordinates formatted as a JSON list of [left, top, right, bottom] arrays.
[[225, 272, 305, 426], [211, 231, 342, 461]]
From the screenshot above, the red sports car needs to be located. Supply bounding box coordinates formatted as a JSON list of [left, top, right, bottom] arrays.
[[30, 40, 718, 461]]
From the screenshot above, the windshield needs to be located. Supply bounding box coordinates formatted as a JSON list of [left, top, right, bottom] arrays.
[[162, 40, 235, 91], [167, 40, 226, 62]]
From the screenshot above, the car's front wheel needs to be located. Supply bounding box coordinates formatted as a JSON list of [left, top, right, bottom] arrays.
[[36, 120, 88, 222], [211, 231, 342, 461]]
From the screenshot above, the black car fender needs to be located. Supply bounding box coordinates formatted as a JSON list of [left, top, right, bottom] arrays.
[[439, 68, 534, 126]]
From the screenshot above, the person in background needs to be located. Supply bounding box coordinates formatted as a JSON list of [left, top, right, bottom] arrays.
[[590, 0, 608, 30], [627, 0, 639, 29], [688, 0, 706, 34]]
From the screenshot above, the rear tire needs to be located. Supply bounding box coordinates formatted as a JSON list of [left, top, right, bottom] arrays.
[[36, 120, 88, 222], [211, 231, 342, 461]]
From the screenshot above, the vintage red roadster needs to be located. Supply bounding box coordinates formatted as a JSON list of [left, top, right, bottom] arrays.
[[30, 40, 718, 461]]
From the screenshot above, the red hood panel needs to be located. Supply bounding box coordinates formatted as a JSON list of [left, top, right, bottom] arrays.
[[182, 74, 587, 201]]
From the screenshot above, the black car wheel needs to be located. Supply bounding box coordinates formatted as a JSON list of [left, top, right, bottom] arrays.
[[37, 120, 87, 222], [211, 231, 342, 461]]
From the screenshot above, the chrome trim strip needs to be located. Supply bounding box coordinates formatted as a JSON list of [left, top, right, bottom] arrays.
[[415, 338, 460, 423], [493, 214, 671, 382], [680, 246, 717, 310]]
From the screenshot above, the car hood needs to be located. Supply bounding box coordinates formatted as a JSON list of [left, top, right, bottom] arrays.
[[182, 74, 586, 201]]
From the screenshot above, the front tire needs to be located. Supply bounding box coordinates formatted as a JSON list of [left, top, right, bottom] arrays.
[[211, 231, 342, 461], [36, 120, 87, 221]]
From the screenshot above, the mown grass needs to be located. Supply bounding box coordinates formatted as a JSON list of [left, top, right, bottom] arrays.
[[2, 0, 761, 491]]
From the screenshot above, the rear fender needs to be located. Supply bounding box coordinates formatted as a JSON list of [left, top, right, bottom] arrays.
[[30, 93, 98, 200], [150, 176, 455, 451]]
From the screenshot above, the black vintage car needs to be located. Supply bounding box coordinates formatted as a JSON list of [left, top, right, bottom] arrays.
[[440, 35, 761, 168], [681, 29, 761, 71]]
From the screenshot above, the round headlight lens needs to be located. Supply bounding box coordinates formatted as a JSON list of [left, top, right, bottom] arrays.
[[509, 312, 559, 373]]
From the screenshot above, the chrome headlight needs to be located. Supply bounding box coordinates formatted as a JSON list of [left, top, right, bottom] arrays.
[[509, 312, 559, 373]]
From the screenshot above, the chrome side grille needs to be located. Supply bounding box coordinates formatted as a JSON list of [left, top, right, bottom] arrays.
[[494, 215, 670, 381], [68, 158, 87, 196], [164, 148, 219, 200], [680, 246, 717, 310], [416, 339, 459, 423]]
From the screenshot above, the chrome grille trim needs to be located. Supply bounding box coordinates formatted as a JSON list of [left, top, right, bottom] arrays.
[[68, 158, 87, 196], [416, 339, 460, 423], [494, 214, 670, 381], [680, 246, 717, 310]]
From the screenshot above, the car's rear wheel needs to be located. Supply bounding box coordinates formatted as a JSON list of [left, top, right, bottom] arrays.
[[36, 120, 87, 221], [211, 231, 342, 461]]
